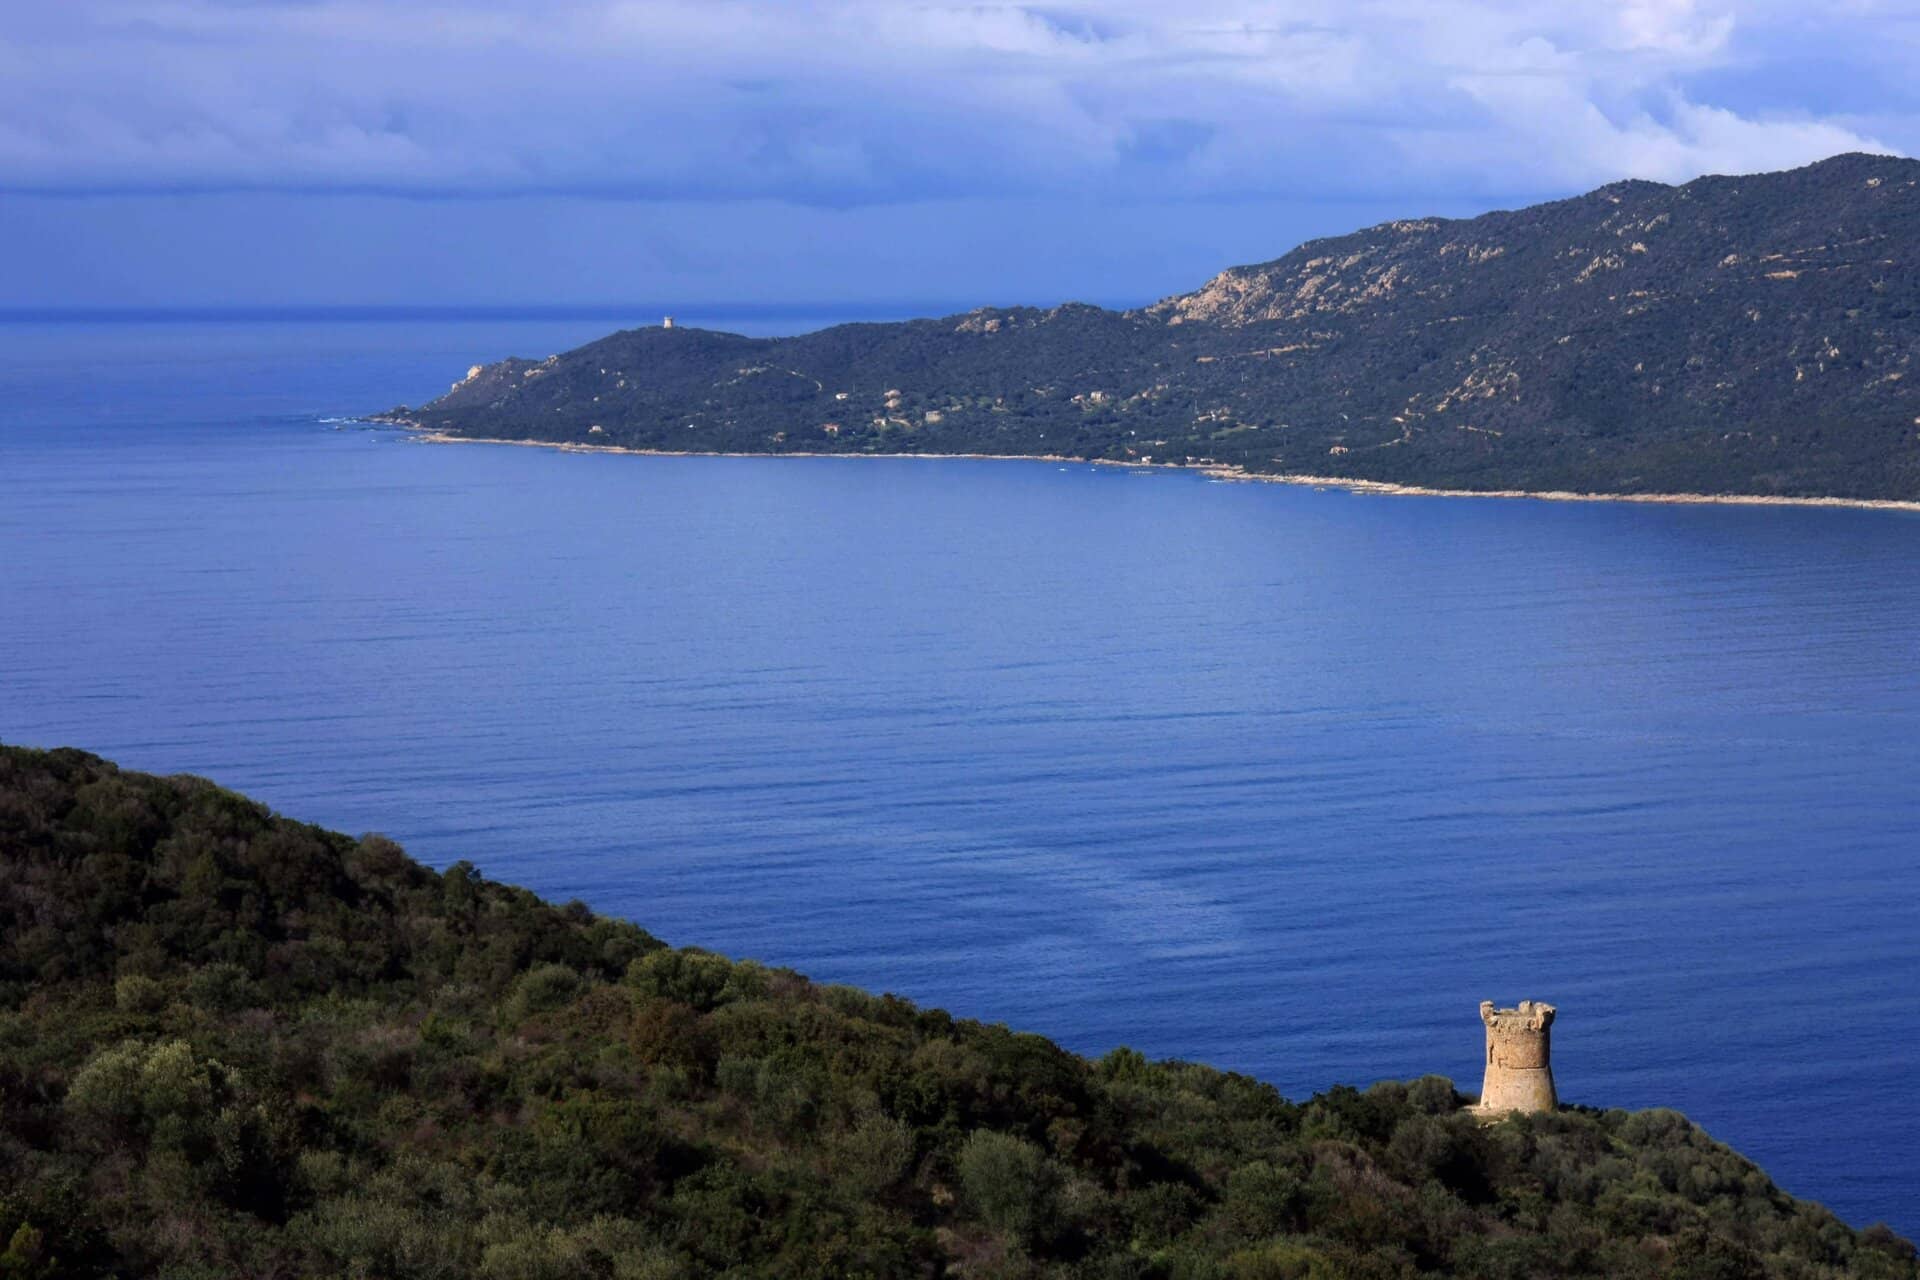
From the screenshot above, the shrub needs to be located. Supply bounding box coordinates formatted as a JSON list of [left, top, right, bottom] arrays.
[[0, 1221, 56, 1280], [958, 1130, 1055, 1243], [290, 1196, 473, 1280], [66, 1039, 226, 1143], [476, 1215, 677, 1280], [829, 1112, 916, 1198], [1220, 1160, 1306, 1239], [506, 965, 581, 1021], [1223, 1239, 1340, 1280], [624, 951, 762, 1013], [113, 974, 167, 1015], [186, 963, 259, 1013], [1404, 1075, 1458, 1116]]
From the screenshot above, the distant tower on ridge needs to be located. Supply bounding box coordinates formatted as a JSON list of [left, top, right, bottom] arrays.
[[662, 315, 675, 329], [1477, 999, 1557, 1114]]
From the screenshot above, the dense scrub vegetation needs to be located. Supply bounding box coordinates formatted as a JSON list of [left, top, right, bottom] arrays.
[[1, 743, 1913, 1278], [385, 153, 1920, 502]]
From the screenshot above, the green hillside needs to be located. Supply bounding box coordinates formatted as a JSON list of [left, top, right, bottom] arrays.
[[0, 743, 1912, 1278], [382, 153, 1920, 502]]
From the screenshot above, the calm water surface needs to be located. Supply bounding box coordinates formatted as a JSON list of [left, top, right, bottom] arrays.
[[2, 318, 1916, 1231]]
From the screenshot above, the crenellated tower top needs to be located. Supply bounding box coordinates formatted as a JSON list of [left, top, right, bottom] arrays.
[[1476, 999, 1557, 1114]]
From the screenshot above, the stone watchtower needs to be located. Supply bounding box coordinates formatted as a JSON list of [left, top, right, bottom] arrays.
[[1476, 1000, 1557, 1114]]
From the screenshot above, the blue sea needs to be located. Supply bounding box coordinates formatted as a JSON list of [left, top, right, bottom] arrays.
[[2, 313, 1916, 1233]]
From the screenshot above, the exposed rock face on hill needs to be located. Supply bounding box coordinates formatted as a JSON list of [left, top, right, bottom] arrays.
[[386, 153, 1920, 501]]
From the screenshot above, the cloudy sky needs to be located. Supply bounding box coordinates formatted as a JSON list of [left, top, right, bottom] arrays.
[[2, 0, 1915, 310]]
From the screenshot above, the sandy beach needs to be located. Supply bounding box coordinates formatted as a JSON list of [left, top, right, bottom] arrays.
[[399, 428, 1920, 515]]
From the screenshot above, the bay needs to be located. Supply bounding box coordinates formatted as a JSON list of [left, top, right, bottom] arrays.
[[2, 315, 1916, 1232]]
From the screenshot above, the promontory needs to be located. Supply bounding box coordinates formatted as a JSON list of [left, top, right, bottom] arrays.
[[380, 152, 1920, 504]]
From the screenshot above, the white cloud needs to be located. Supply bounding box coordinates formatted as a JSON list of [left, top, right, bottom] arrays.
[[0, 0, 1906, 201], [1610, 0, 1736, 56]]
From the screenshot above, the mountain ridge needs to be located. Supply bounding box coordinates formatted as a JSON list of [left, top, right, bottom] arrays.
[[383, 152, 1920, 502], [1140, 153, 1901, 324]]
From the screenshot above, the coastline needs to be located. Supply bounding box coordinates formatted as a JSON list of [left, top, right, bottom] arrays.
[[1209, 469, 1920, 513], [393, 427, 1920, 514]]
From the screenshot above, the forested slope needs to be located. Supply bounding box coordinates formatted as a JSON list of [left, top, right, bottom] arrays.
[[1, 743, 1914, 1278]]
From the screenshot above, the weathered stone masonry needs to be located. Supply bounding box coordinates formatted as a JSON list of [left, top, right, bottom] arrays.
[[1477, 999, 1557, 1114]]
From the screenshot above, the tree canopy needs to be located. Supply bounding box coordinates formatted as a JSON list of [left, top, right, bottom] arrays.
[[1, 743, 1912, 1278]]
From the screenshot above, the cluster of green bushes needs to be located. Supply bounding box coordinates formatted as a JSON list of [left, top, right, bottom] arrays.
[[1, 744, 1913, 1277]]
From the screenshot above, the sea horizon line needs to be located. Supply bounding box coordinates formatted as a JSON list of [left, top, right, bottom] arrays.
[[0, 299, 1142, 327]]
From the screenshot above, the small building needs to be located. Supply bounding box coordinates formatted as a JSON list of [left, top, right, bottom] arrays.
[[663, 316, 675, 329], [1476, 1000, 1557, 1114]]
